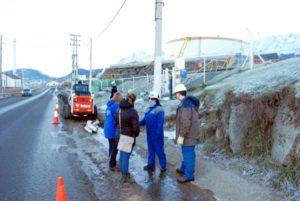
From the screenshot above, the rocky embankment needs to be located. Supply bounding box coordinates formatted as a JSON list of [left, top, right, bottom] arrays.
[[97, 58, 300, 168], [197, 58, 300, 167]]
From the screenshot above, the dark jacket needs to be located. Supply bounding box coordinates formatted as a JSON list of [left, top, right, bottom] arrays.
[[110, 85, 117, 99], [104, 100, 119, 139], [115, 99, 140, 145], [175, 95, 200, 146]]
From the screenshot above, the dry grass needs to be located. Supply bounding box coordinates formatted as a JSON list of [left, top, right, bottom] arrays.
[[5, 88, 22, 93], [240, 120, 273, 157]]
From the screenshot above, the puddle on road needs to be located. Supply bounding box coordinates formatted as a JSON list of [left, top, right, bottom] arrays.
[[56, 120, 216, 201]]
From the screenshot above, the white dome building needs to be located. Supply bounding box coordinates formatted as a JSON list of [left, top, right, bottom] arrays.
[[165, 36, 247, 59]]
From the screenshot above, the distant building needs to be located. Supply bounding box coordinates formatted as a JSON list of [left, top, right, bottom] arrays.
[[78, 74, 87, 81], [46, 80, 60, 87], [1, 73, 22, 88]]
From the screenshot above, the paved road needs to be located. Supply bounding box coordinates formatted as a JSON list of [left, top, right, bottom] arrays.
[[0, 88, 97, 201], [0, 88, 216, 200]]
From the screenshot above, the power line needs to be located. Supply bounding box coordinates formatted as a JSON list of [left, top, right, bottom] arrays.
[[93, 0, 127, 40]]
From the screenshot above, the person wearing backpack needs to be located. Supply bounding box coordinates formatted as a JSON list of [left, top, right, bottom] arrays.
[[174, 84, 200, 183]]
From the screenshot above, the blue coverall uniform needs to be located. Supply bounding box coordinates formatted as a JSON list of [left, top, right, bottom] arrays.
[[140, 104, 167, 168]]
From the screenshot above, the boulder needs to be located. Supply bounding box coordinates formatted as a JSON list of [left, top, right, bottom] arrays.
[[228, 104, 249, 154], [271, 104, 300, 165]]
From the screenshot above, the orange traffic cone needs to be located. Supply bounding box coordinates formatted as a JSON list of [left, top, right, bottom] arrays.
[[55, 102, 60, 113], [53, 110, 59, 124], [56, 177, 67, 201]]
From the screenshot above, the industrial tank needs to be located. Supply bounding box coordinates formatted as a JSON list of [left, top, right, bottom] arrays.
[[165, 36, 246, 58]]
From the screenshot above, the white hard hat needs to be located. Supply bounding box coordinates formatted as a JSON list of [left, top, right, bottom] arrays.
[[174, 84, 187, 93], [111, 81, 115, 85], [149, 91, 159, 99]]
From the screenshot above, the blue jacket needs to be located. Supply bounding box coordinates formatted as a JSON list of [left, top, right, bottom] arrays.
[[104, 100, 119, 139], [140, 104, 164, 138]]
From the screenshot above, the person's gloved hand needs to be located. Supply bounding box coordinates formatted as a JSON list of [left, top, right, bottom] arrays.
[[177, 136, 184, 145]]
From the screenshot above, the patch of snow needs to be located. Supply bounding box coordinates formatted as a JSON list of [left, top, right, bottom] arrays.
[[203, 58, 300, 108], [99, 104, 107, 111], [164, 130, 175, 140], [294, 82, 300, 98], [198, 148, 300, 200]]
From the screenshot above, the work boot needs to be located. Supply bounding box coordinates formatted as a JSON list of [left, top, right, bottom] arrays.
[[144, 165, 155, 171], [177, 176, 194, 183], [110, 164, 120, 171], [176, 168, 184, 176], [122, 173, 134, 183], [160, 167, 167, 173]]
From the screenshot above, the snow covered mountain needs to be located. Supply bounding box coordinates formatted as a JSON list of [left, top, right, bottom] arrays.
[[254, 33, 300, 53], [117, 51, 153, 64]]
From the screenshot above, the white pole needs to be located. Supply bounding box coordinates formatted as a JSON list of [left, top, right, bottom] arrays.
[[247, 29, 254, 69], [154, 0, 163, 95], [172, 67, 176, 92], [165, 68, 169, 93], [89, 38, 92, 93]]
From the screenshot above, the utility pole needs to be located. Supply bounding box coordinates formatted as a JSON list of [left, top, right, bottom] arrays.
[[89, 38, 92, 93], [153, 0, 164, 96], [0, 35, 2, 94], [70, 34, 81, 86]]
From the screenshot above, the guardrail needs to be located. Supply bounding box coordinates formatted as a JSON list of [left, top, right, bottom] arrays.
[[0, 92, 21, 99]]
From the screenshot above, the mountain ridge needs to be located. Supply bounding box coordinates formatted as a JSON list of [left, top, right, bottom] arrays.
[[3, 68, 103, 82]]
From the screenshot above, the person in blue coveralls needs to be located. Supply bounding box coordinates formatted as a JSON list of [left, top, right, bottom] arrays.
[[104, 92, 123, 171], [140, 91, 167, 173]]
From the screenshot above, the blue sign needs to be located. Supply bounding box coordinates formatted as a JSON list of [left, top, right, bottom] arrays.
[[181, 70, 187, 79], [235, 53, 242, 59]]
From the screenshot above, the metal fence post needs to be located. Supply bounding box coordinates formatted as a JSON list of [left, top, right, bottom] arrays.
[[146, 74, 149, 91], [133, 77, 134, 90]]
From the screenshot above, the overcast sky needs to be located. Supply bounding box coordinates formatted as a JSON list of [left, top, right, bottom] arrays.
[[0, 0, 299, 77]]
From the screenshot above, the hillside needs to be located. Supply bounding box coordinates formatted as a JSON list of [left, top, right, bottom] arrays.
[[3, 68, 103, 82]]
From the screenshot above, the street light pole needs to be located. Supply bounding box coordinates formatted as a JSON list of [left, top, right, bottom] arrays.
[[153, 0, 163, 96]]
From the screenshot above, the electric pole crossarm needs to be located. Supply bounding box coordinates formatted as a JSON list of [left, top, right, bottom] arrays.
[[70, 34, 81, 86]]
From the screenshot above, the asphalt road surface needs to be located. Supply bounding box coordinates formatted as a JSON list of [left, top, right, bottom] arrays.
[[0, 88, 216, 201], [0, 88, 97, 201]]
